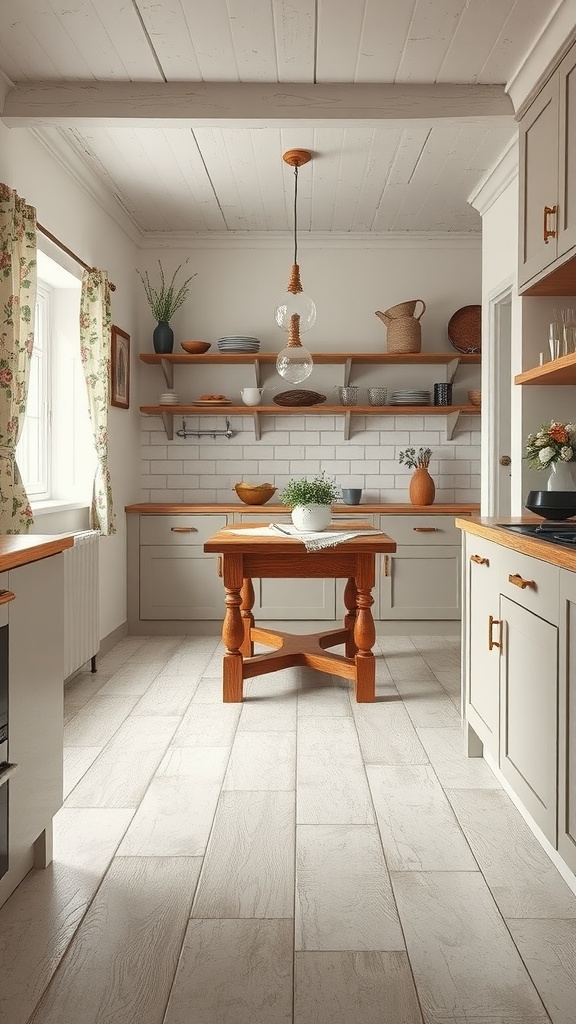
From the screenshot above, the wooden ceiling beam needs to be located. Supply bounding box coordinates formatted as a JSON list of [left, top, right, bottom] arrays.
[[1, 81, 514, 128]]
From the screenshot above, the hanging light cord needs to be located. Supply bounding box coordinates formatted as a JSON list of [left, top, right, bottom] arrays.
[[293, 165, 299, 265]]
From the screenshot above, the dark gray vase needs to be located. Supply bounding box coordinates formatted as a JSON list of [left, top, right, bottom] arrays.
[[153, 321, 174, 354]]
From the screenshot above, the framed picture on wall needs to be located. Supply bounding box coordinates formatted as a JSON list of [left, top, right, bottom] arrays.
[[111, 325, 130, 409]]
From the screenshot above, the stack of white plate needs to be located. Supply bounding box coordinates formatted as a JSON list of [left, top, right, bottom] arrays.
[[389, 390, 431, 406], [218, 336, 261, 353], [159, 392, 180, 405]]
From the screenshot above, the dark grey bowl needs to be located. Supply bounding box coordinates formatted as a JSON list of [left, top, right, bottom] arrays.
[[525, 490, 576, 520]]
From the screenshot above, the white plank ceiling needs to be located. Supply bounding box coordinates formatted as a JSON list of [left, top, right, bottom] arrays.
[[0, 0, 563, 238]]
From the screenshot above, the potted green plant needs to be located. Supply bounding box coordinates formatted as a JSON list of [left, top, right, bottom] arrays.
[[279, 472, 340, 531], [398, 446, 435, 506], [136, 259, 196, 353]]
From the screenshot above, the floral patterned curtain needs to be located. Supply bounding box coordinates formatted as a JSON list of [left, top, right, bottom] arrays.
[[0, 183, 36, 534], [80, 268, 115, 534]]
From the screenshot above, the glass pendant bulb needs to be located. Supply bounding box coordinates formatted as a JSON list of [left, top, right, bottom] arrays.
[[275, 290, 316, 333], [276, 345, 313, 383]]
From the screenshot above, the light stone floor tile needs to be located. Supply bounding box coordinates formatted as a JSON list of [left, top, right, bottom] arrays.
[[431, 668, 461, 706], [190, 675, 226, 702], [237, 699, 297, 732], [128, 636, 183, 662], [383, 650, 438, 681], [223, 731, 296, 790], [245, 665, 304, 699], [62, 746, 102, 799], [295, 824, 404, 951], [29, 856, 201, 1024], [392, 677, 461, 728], [171, 702, 241, 747], [63, 695, 139, 747], [64, 715, 179, 808], [164, 919, 293, 1024], [507, 919, 576, 1024], [192, 791, 295, 919], [447, 788, 576, 918], [117, 772, 225, 856], [64, 670, 109, 707], [297, 717, 375, 825], [95, 660, 165, 696], [294, 951, 423, 1024], [94, 637, 148, 674], [416, 726, 501, 789], [352, 702, 429, 765], [367, 764, 478, 871], [391, 871, 550, 1024], [156, 745, 230, 779], [297, 676, 353, 716], [0, 808, 133, 1024], [131, 673, 199, 715]]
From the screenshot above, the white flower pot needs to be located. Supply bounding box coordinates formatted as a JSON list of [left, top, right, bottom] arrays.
[[547, 461, 576, 491], [291, 504, 332, 532]]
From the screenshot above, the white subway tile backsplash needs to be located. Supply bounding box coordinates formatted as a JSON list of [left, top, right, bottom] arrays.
[[140, 410, 480, 505]]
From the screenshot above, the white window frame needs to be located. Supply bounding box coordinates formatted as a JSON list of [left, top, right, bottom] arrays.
[[17, 283, 51, 499]]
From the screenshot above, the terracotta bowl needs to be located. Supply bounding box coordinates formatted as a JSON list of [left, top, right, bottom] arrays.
[[234, 482, 277, 505], [468, 389, 481, 406], [180, 341, 211, 354]]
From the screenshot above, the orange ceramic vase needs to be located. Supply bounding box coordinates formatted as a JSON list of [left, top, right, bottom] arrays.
[[409, 467, 435, 506]]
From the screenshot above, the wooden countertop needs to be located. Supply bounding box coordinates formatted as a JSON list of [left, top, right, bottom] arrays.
[[0, 534, 74, 573], [126, 503, 480, 515], [455, 516, 576, 571]]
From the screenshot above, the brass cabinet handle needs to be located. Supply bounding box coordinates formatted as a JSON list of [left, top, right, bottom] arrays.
[[508, 572, 535, 590], [470, 554, 489, 565], [0, 589, 15, 605], [413, 527, 439, 532], [170, 526, 198, 533], [488, 615, 501, 651], [217, 555, 223, 577], [543, 204, 557, 243]]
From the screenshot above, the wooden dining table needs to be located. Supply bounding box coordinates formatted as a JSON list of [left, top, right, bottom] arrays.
[[204, 522, 397, 703]]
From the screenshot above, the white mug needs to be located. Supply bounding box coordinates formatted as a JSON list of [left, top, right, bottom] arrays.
[[241, 387, 264, 406]]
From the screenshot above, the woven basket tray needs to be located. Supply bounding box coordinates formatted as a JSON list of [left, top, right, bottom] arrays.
[[273, 390, 327, 407], [448, 304, 481, 353]]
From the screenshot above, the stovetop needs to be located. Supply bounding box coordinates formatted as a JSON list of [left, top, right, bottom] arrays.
[[497, 522, 576, 549]]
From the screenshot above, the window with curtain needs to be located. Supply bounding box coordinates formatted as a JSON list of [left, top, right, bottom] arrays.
[[16, 253, 96, 508]]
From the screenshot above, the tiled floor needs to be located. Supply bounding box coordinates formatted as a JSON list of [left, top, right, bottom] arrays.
[[1, 633, 576, 1024]]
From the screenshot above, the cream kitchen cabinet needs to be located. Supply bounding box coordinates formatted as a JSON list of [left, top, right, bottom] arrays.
[[463, 533, 560, 845], [519, 38, 576, 292], [463, 534, 501, 760], [558, 568, 576, 874], [0, 554, 65, 910], [379, 515, 462, 620], [138, 514, 228, 621]]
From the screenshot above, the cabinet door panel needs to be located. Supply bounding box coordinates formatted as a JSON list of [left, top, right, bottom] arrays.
[[8, 557, 64, 863], [500, 596, 558, 844], [519, 75, 559, 287], [140, 547, 223, 619], [559, 570, 576, 873], [251, 577, 336, 620], [558, 42, 576, 257], [467, 550, 500, 760], [379, 548, 460, 620]]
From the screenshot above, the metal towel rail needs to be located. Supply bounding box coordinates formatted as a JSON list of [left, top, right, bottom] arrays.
[[175, 417, 236, 440]]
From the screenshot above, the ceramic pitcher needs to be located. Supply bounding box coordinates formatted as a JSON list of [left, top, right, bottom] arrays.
[[240, 387, 264, 406]]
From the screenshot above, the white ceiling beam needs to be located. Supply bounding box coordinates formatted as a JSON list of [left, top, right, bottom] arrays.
[[1, 81, 514, 128]]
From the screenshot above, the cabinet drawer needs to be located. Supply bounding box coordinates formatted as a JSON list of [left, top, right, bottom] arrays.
[[380, 515, 461, 546], [465, 534, 560, 624], [140, 514, 227, 546]]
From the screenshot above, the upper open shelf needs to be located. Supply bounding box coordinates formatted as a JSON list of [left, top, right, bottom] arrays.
[[515, 351, 576, 385]]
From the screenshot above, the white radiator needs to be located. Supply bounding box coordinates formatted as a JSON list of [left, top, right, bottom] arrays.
[[63, 530, 100, 678]]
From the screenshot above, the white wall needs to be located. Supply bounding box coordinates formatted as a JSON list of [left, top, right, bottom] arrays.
[[138, 239, 482, 504], [0, 122, 141, 641]]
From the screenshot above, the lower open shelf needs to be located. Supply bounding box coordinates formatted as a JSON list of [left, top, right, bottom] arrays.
[[140, 404, 480, 441]]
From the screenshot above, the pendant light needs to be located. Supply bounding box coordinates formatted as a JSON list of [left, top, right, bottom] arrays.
[[275, 149, 316, 383]]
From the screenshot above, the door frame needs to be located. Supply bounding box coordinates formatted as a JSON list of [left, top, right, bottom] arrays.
[[483, 278, 514, 517]]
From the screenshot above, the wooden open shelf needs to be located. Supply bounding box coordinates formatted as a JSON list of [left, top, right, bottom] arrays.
[[140, 403, 481, 441], [515, 351, 576, 385]]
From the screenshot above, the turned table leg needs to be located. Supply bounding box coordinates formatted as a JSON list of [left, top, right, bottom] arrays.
[[353, 554, 376, 702], [240, 577, 255, 657], [343, 576, 358, 658], [222, 554, 245, 702]]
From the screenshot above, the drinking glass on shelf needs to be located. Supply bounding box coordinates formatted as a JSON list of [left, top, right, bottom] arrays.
[[563, 308, 576, 355], [549, 322, 561, 360]]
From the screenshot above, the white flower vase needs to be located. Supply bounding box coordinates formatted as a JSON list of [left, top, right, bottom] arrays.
[[291, 504, 332, 532], [547, 461, 576, 490]]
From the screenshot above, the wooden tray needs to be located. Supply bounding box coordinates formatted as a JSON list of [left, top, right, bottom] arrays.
[[273, 390, 327, 406]]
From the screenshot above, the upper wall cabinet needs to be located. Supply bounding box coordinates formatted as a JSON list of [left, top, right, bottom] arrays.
[[519, 40, 576, 295]]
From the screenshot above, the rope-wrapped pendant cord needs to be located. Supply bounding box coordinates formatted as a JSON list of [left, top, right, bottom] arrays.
[[286, 166, 303, 296]]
